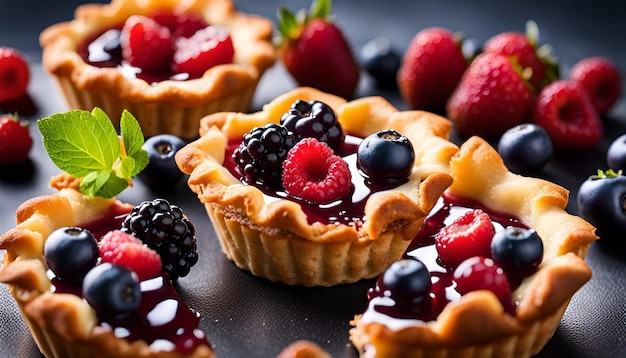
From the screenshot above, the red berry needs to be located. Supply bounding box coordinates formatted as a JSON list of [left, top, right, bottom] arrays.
[[149, 10, 207, 39], [99, 230, 162, 281], [434, 209, 495, 268], [120, 15, 174, 73], [483, 23, 557, 91], [172, 25, 235, 78], [532, 80, 603, 151], [0, 47, 30, 102], [282, 138, 352, 203], [446, 52, 534, 138], [277, 0, 360, 99], [569, 56, 621, 115], [453, 256, 515, 315], [0, 114, 32, 164], [398, 27, 467, 111]]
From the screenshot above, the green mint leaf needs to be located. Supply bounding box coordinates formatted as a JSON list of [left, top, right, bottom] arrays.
[[80, 170, 129, 198], [38, 108, 120, 178], [38, 107, 148, 199], [120, 109, 149, 177]]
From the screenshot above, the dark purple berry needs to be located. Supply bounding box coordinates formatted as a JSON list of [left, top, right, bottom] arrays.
[[82, 263, 141, 314], [280, 100, 344, 151], [232, 123, 296, 187], [360, 37, 401, 88], [121, 198, 198, 280], [357, 129, 414, 182], [44, 227, 99, 280], [381, 258, 431, 302], [138, 134, 186, 191], [490, 226, 543, 277], [577, 170, 626, 245], [607, 133, 626, 172], [497, 124, 553, 175]]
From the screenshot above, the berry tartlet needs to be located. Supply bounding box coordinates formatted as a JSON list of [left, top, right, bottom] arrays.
[[0, 174, 213, 358], [39, 0, 276, 139], [349, 136, 598, 357], [175, 87, 457, 286]]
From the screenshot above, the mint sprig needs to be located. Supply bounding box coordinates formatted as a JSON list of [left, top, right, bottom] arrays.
[[38, 108, 149, 198]]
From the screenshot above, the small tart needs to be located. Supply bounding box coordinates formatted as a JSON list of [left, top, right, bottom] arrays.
[[40, 0, 276, 139], [349, 136, 598, 357], [0, 173, 215, 358], [176, 87, 457, 286]]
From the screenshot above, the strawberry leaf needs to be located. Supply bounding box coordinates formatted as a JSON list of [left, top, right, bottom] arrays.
[[309, 0, 331, 20], [38, 107, 147, 198]]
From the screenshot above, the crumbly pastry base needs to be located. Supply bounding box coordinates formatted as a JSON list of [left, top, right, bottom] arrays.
[[176, 87, 457, 286], [40, 0, 276, 140], [349, 136, 597, 358], [0, 174, 215, 358]]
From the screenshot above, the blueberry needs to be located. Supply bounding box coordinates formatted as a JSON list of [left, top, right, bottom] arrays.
[[607, 133, 626, 172], [359, 37, 401, 88], [138, 134, 186, 191], [44, 227, 99, 280], [497, 124, 553, 175], [357, 129, 414, 181], [490, 226, 543, 276], [577, 170, 626, 245], [381, 258, 431, 305], [82, 263, 141, 315]]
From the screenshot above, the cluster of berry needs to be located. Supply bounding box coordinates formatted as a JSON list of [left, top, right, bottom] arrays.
[[44, 199, 198, 314], [232, 100, 415, 204]]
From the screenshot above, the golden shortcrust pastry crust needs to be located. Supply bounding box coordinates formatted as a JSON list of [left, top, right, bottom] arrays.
[[349, 136, 598, 358], [40, 0, 276, 139], [176, 87, 457, 286], [0, 173, 215, 358]]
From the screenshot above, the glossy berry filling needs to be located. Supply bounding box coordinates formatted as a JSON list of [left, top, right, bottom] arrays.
[[362, 193, 530, 325], [77, 11, 229, 84], [48, 203, 208, 354], [224, 134, 407, 225]]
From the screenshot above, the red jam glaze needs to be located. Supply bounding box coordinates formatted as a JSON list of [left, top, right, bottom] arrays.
[[365, 193, 529, 323], [50, 202, 209, 354], [223, 135, 407, 226], [76, 12, 210, 83]]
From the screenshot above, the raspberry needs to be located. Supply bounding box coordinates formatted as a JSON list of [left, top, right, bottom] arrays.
[[172, 25, 235, 78], [452, 256, 515, 315], [120, 198, 198, 280], [532, 80, 603, 151], [0, 114, 32, 164], [99, 230, 162, 281], [233, 123, 297, 188], [280, 100, 344, 152], [0, 47, 30, 102], [120, 15, 174, 73], [282, 138, 352, 203], [434, 209, 495, 268], [569, 56, 621, 115]]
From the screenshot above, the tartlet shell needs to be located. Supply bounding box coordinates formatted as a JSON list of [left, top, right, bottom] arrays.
[[176, 87, 457, 286], [0, 174, 215, 358], [349, 136, 597, 357], [40, 0, 276, 139]]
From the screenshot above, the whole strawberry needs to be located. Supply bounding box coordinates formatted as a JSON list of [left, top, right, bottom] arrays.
[[398, 27, 467, 112], [0, 114, 32, 164], [532, 80, 603, 151], [276, 0, 360, 99], [446, 52, 534, 138], [569, 56, 621, 115], [483, 21, 558, 92]]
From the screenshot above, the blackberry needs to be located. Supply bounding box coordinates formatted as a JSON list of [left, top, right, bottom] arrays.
[[232, 123, 297, 187], [280, 100, 344, 152], [121, 198, 198, 280]]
